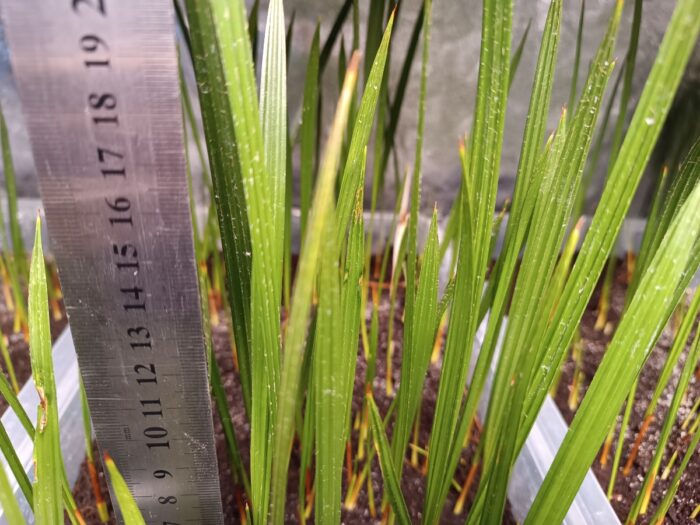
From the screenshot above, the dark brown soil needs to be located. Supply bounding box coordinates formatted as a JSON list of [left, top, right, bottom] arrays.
[[71, 445, 117, 525], [553, 260, 700, 524], [70, 285, 515, 524], [16, 257, 698, 524]]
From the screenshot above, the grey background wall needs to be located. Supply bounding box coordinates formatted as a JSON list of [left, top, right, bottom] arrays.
[[1, 0, 698, 218]]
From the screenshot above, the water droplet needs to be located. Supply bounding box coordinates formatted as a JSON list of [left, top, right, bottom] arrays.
[[644, 116, 655, 126]]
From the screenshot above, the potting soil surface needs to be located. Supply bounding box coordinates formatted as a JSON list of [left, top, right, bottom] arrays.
[[2, 263, 697, 523], [69, 285, 516, 524], [553, 260, 700, 524]]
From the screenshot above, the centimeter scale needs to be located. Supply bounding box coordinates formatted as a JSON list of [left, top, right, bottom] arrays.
[[2, 0, 224, 523]]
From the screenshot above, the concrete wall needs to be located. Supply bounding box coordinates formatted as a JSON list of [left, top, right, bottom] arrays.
[[1, 0, 699, 218]]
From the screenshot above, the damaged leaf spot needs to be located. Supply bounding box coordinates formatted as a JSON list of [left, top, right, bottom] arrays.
[[36, 385, 48, 432]]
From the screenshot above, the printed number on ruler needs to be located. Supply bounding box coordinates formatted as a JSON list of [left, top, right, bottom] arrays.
[[74, 0, 177, 512]]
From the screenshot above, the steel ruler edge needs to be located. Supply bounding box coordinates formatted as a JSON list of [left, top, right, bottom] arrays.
[[1, 1, 223, 523]]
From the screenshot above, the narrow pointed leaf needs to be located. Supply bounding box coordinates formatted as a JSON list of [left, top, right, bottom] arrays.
[[391, 210, 439, 474], [508, 20, 530, 91], [104, 454, 146, 525], [195, 0, 285, 519], [368, 396, 411, 525], [646, 290, 700, 417], [260, 0, 287, 289], [381, 4, 424, 177], [248, 0, 260, 65], [28, 218, 62, 525], [335, 12, 395, 246], [628, 310, 700, 523], [319, 0, 353, 73], [526, 167, 700, 524], [649, 413, 700, 524], [423, 0, 513, 519], [480, 2, 622, 511], [270, 54, 359, 525], [474, 0, 566, 456], [608, 0, 642, 166], [299, 26, 320, 237], [0, 106, 27, 329], [0, 421, 32, 509], [402, 0, 432, 428], [363, 0, 385, 85], [184, 0, 253, 417], [340, 178, 365, 430], [314, 208, 342, 525], [528, 0, 700, 428], [479, 108, 571, 523], [631, 138, 700, 297], [568, 0, 585, 114]]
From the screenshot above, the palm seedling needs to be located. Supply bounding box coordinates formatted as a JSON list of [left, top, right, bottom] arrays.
[[1, 0, 699, 523], [183, 0, 700, 522]]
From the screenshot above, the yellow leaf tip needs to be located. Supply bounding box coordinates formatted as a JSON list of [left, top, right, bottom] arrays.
[[389, 4, 398, 20], [96, 503, 109, 523], [348, 51, 361, 73]]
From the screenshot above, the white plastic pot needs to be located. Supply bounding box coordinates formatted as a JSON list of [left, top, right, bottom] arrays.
[[0, 328, 85, 523], [469, 320, 620, 524]]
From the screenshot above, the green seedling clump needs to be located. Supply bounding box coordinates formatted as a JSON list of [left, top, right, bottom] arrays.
[[1, 0, 699, 524]]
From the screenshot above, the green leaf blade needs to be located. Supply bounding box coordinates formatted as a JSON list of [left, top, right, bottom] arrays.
[[391, 209, 439, 475], [335, 12, 395, 247], [478, 108, 571, 523], [269, 54, 360, 525], [401, 0, 433, 429], [340, 161, 366, 433], [527, 0, 700, 431], [422, 0, 512, 520], [457, 1, 563, 468], [525, 150, 700, 524], [28, 218, 62, 525], [260, 0, 288, 295], [184, 0, 254, 418], [628, 304, 700, 523], [479, 2, 622, 513], [104, 454, 146, 525], [314, 209, 342, 525], [649, 404, 700, 524], [368, 396, 411, 525], [299, 25, 320, 238], [0, 421, 33, 510], [200, 0, 288, 520]]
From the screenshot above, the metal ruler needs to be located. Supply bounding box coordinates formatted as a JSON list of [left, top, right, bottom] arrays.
[[1, 1, 224, 523]]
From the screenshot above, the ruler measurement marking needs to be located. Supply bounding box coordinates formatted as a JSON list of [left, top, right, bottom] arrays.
[[77, 8, 183, 510], [2, 1, 223, 523]]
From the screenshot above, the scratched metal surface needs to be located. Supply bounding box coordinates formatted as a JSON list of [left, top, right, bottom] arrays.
[[1, 1, 223, 523]]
